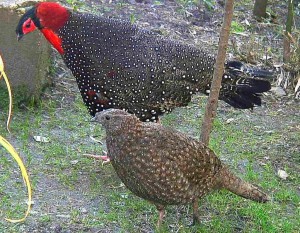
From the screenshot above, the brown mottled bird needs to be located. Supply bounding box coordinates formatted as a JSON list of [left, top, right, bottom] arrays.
[[94, 109, 270, 227], [16, 2, 272, 122]]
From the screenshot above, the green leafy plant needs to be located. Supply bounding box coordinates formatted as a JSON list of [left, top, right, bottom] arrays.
[[66, 0, 84, 11], [202, 0, 216, 10], [130, 13, 137, 24], [231, 21, 245, 33], [175, 0, 216, 10]]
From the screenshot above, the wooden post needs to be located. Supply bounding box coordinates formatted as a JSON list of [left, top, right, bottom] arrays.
[[200, 0, 235, 145]]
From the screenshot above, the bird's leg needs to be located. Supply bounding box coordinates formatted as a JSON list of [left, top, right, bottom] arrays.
[[192, 199, 201, 225], [84, 150, 111, 165], [84, 135, 111, 164], [156, 204, 165, 229]]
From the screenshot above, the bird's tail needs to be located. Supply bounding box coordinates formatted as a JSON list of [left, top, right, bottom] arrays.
[[218, 166, 270, 203], [226, 61, 274, 78], [212, 61, 273, 109]]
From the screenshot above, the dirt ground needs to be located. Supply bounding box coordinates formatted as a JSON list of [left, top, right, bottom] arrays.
[[0, 0, 299, 232]]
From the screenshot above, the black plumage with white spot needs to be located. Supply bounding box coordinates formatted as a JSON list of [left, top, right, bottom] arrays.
[[58, 13, 272, 122]]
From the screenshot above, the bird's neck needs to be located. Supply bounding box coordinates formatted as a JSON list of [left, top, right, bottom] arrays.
[[41, 29, 64, 54], [36, 2, 70, 31], [36, 3, 70, 54]]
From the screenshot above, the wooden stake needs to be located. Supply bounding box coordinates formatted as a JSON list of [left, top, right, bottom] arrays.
[[200, 0, 235, 145]]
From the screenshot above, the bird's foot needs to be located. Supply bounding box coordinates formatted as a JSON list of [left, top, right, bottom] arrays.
[[84, 152, 111, 165], [155, 205, 165, 229], [191, 214, 201, 226], [100, 155, 111, 165]]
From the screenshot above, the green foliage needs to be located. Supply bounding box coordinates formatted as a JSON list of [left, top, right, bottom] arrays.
[[175, 0, 216, 10], [66, 0, 84, 11], [129, 13, 137, 24], [116, 0, 128, 10], [231, 21, 245, 33], [0, 85, 41, 111], [202, 0, 216, 10]]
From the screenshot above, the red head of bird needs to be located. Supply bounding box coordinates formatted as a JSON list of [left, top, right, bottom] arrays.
[[16, 2, 70, 54]]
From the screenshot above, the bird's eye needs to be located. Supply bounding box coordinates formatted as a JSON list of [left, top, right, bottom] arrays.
[[105, 115, 110, 120], [25, 23, 31, 28]]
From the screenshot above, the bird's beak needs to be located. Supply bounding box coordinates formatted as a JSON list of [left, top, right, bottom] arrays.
[[17, 33, 23, 41]]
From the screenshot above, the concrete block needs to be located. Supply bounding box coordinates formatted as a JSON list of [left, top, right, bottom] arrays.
[[0, 0, 52, 105]]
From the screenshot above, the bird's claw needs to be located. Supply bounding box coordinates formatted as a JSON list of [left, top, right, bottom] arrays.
[[100, 155, 111, 165], [84, 152, 111, 165]]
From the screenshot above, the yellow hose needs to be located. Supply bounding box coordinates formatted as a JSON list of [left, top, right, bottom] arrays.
[[0, 136, 32, 223], [0, 54, 12, 132], [0, 54, 32, 222]]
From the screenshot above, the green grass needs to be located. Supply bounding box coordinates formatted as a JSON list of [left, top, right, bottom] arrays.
[[231, 21, 245, 33]]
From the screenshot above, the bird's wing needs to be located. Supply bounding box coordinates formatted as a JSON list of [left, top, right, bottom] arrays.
[[141, 123, 223, 186]]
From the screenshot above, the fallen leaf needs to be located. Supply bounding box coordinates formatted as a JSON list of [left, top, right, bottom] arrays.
[[294, 74, 300, 93], [273, 63, 283, 68], [89, 135, 103, 144], [261, 55, 272, 60], [120, 194, 129, 199], [33, 136, 50, 143], [80, 208, 88, 214], [277, 169, 288, 180], [70, 160, 79, 165], [242, 19, 250, 26], [264, 130, 274, 134], [226, 118, 235, 124]]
